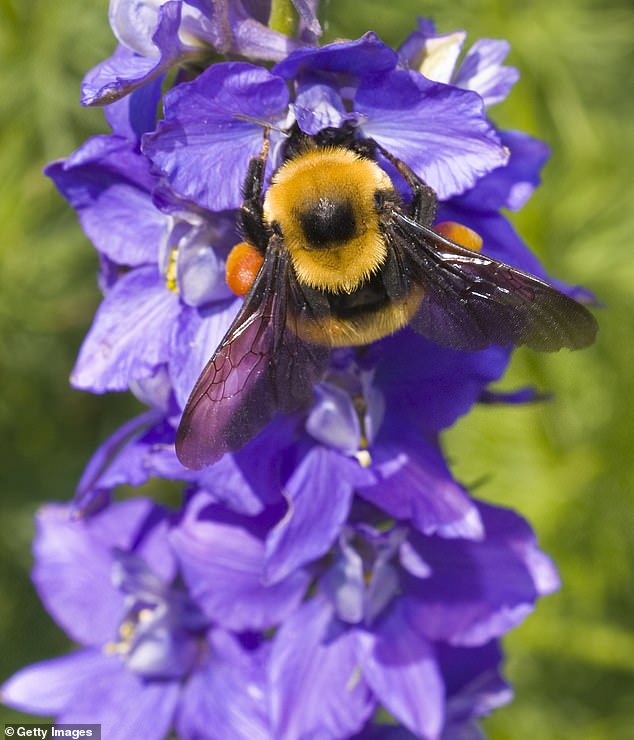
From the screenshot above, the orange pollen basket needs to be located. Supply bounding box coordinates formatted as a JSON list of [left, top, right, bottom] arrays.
[[434, 221, 483, 252], [226, 242, 264, 296]]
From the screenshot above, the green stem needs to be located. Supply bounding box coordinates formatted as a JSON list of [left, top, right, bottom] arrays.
[[268, 0, 298, 36]]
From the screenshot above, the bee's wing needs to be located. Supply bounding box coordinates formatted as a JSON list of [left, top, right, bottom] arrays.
[[389, 211, 598, 352], [176, 238, 329, 469]]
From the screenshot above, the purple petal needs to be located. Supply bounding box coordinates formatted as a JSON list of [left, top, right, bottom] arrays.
[[129, 365, 176, 412], [479, 501, 560, 597], [110, 0, 172, 56], [398, 22, 466, 84], [454, 39, 519, 107], [1, 648, 108, 715], [88, 498, 176, 581], [82, 45, 160, 106], [357, 603, 444, 739], [357, 69, 508, 199], [144, 0, 193, 55], [273, 32, 398, 80], [171, 493, 309, 630], [372, 329, 510, 433], [71, 267, 180, 392], [57, 654, 179, 740], [230, 17, 299, 61], [320, 535, 365, 623], [74, 410, 163, 511], [193, 416, 301, 514], [358, 426, 484, 540], [32, 508, 124, 644], [185, 0, 303, 60], [192, 454, 273, 516], [82, 3, 188, 106], [176, 629, 270, 740], [175, 222, 235, 308], [32, 500, 173, 645], [54, 133, 156, 188], [402, 502, 559, 646], [104, 73, 165, 142], [140, 441, 201, 487], [292, 84, 349, 135], [79, 182, 165, 265], [305, 382, 362, 455], [2, 648, 179, 739], [270, 597, 374, 739], [352, 723, 417, 739], [106, 418, 181, 495], [142, 62, 290, 211], [455, 129, 550, 212], [437, 641, 512, 727], [46, 136, 164, 266], [399, 540, 432, 579], [89, 496, 168, 546], [264, 446, 355, 583], [174, 414, 302, 516]]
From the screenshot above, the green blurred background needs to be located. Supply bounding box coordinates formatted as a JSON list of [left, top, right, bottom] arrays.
[[1, 0, 632, 737]]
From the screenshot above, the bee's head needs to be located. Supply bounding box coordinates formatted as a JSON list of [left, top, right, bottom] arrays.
[[263, 146, 395, 293]]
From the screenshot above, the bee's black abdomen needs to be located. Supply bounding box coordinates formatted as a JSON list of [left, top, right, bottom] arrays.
[[299, 197, 356, 248]]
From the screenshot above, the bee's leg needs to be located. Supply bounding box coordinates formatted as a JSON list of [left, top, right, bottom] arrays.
[[373, 142, 438, 226], [239, 129, 270, 254]]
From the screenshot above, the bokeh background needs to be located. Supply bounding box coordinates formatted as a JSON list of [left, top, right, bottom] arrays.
[[1, 0, 632, 737]]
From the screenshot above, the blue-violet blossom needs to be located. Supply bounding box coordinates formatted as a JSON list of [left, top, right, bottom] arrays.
[[3, 9, 573, 740]]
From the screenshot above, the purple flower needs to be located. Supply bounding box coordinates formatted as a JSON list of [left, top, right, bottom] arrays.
[[398, 18, 520, 108], [143, 37, 508, 210], [50, 18, 557, 418], [2, 493, 544, 740], [83, 0, 322, 106], [395, 19, 585, 301], [90, 338, 508, 547], [44, 11, 567, 577], [82, 2, 186, 107], [170, 492, 310, 630], [1, 500, 270, 739], [67, 321, 512, 558], [166, 490, 553, 739], [355, 641, 512, 739], [264, 500, 557, 738], [46, 129, 242, 397], [49, 44, 532, 544], [10, 10, 588, 738]]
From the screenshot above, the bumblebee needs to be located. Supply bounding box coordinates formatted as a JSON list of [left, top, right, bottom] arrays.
[[176, 125, 597, 469]]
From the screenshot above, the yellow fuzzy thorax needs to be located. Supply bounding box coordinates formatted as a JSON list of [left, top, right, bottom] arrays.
[[263, 147, 394, 293]]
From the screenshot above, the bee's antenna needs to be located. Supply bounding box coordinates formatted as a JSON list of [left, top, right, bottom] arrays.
[[232, 113, 288, 135]]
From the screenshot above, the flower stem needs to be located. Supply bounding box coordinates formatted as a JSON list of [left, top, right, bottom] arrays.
[[268, 0, 298, 36]]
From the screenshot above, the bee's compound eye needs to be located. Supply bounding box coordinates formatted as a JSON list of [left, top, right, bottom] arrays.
[[226, 242, 264, 296], [434, 221, 483, 252]]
